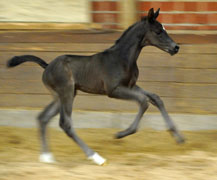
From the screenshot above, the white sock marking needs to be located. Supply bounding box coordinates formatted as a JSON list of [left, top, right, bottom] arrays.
[[88, 152, 106, 165], [39, 153, 56, 163]]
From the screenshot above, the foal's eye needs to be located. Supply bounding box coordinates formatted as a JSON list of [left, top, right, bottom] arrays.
[[156, 29, 163, 35]]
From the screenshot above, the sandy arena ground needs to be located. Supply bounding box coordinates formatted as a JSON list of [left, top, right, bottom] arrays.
[[0, 127, 217, 180]]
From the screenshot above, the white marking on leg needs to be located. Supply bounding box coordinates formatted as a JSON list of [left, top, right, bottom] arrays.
[[88, 152, 107, 166], [39, 152, 56, 163]]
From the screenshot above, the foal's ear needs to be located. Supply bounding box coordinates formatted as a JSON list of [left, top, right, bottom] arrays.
[[147, 8, 155, 23], [154, 8, 160, 19]]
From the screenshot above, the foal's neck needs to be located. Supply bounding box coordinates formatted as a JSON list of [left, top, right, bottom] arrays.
[[114, 22, 146, 65]]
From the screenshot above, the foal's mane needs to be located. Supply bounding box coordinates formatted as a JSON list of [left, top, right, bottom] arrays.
[[115, 22, 139, 45], [116, 19, 146, 45], [104, 18, 146, 52]]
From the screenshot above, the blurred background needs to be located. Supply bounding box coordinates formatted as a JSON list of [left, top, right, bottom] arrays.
[[0, 0, 216, 115], [0, 0, 216, 31], [0, 1, 217, 179]]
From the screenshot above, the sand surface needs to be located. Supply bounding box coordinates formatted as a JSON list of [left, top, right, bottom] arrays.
[[0, 127, 217, 180]]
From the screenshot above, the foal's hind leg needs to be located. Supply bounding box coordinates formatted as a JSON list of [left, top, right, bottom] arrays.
[[108, 86, 149, 139], [38, 99, 60, 163], [58, 84, 106, 165], [134, 85, 185, 143]]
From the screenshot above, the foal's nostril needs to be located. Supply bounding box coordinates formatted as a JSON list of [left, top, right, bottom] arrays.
[[174, 45, 179, 52]]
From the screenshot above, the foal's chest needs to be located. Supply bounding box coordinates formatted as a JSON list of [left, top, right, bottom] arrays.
[[122, 65, 139, 88]]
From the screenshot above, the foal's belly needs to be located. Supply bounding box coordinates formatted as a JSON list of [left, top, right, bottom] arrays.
[[75, 79, 106, 95]]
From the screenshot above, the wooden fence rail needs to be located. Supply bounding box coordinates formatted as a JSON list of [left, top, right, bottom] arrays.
[[0, 31, 216, 114]]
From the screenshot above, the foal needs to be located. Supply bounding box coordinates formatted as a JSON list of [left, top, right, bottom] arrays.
[[7, 8, 185, 165]]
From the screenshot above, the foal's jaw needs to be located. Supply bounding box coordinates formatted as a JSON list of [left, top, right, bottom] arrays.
[[160, 43, 180, 56], [146, 31, 180, 56]]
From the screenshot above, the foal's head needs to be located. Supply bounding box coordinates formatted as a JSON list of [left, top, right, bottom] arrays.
[[141, 8, 179, 55]]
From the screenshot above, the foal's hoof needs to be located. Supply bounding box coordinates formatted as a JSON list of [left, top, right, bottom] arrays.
[[39, 153, 56, 163], [88, 152, 107, 166], [115, 131, 126, 139], [168, 128, 185, 144], [176, 136, 185, 144], [115, 129, 136, 139], [173, 132, 186, 144], [171, 132, 186, 144]]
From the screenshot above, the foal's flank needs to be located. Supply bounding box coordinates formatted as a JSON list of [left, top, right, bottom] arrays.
[[7, 8, 184, 165]]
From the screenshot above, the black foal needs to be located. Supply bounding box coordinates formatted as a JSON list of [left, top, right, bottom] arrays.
[[7, 8, 184, 165]]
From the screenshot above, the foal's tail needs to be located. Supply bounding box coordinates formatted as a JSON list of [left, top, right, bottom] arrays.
[[7, 55, 48, 69]]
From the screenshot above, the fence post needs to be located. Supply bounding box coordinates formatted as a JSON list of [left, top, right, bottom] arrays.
[[119, 0, 137, 29]]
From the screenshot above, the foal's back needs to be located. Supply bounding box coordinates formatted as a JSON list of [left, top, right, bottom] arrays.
[[42, 54, 108, 95]]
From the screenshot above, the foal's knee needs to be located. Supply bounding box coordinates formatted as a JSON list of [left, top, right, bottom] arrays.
[[149, 93, 164, 107], [37, 113, 46, 125], [59, 119, 74, 137], [59, 120, 70, 131], [139, 95, 149, 110]]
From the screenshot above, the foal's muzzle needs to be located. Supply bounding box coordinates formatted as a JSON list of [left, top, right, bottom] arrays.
[[174, 45, 179, 53], [169, 45, 179, 55]]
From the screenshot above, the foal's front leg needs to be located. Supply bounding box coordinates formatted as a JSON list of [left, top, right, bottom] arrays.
[[108, 86, 149, 139], [134, 85, 185, 143]]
